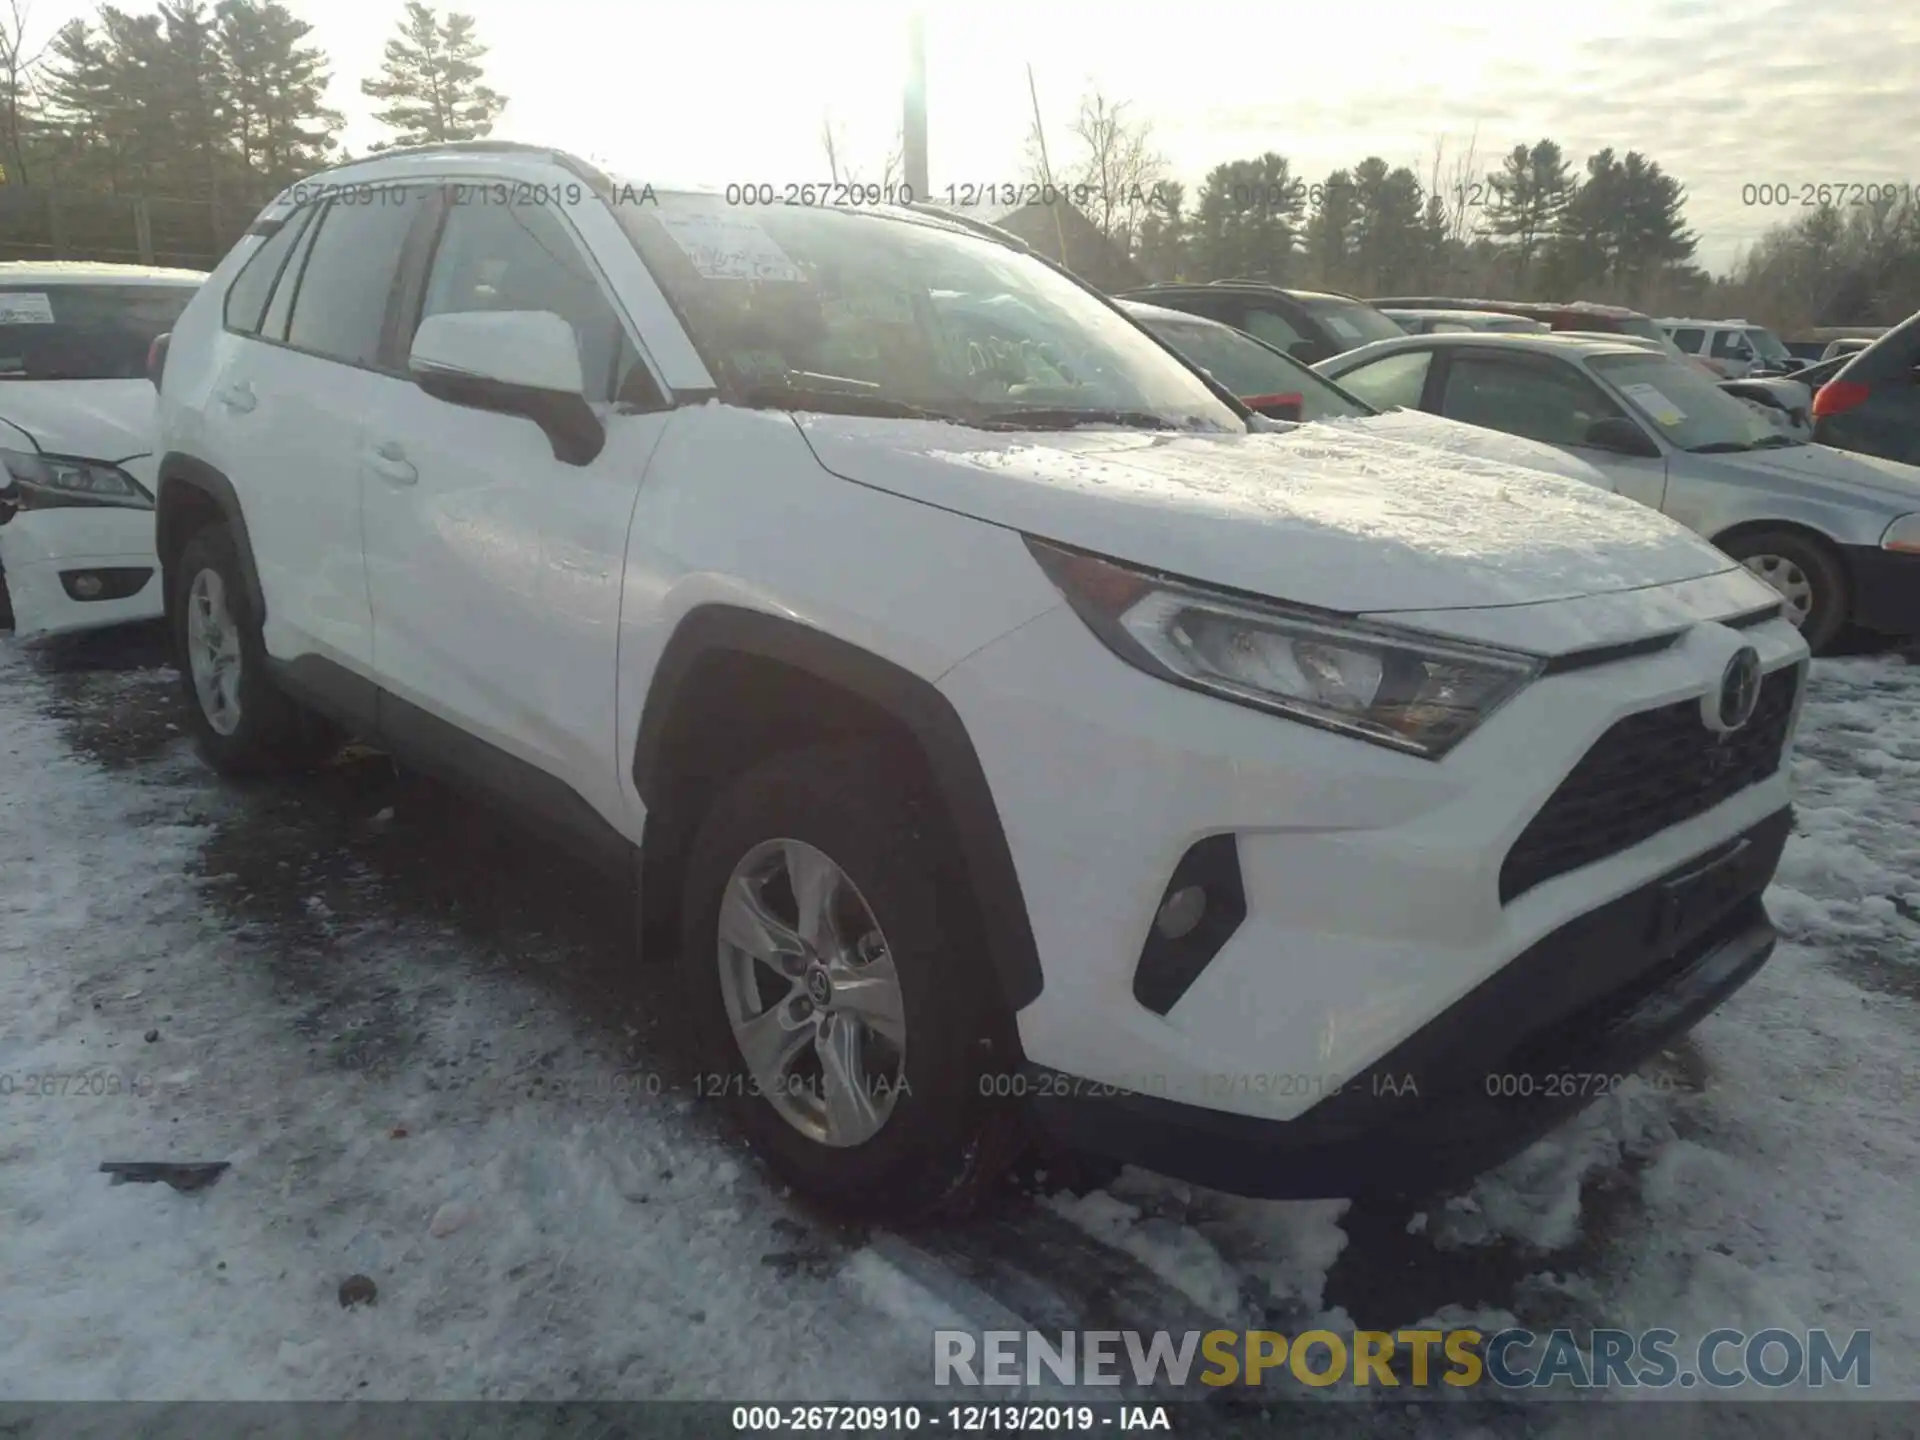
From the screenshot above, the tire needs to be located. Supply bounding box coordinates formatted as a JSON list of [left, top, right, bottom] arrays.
[[171, 522, 336, 774], [678, 741, 1019, 1219], [1719, 528, 1849, 654]]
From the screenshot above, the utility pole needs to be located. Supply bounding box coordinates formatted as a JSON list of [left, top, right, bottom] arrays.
[[904, 9, 928, 199]]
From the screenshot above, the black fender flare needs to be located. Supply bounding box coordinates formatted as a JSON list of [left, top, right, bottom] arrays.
[[155, 453, 267, 623], [632, 604, 1044, 1013]]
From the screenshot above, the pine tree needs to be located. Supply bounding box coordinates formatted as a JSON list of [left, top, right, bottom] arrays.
[[218, 0, 341, 190], [1484, 139, 1573, 290], [1190, 153, 1303, 282], [1349, 157, 1424, 294], [361, 1, 505, 150], [1301, 169, 1356, 291], [1134, 178, 1187, 281]]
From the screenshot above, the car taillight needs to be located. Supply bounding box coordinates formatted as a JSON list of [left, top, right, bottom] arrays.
[[1811, 379, 1870, 419], [147, 332, 170, 389]]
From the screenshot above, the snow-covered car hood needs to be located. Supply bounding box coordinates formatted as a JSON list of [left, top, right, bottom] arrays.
[[0, 380, 158, 461], [1700, 441, 1920, 508], [795, 416, 1740, 614], [1326, 408, 1616, 487]]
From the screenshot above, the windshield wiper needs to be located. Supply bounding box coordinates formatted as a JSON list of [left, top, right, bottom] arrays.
[[1686, 440, 1756, 454], [973, 406, 1180, 432], [736, 383, 965, 424]]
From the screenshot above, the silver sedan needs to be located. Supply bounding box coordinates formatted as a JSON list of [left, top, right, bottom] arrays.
[[1316, 332, 1920, 651]]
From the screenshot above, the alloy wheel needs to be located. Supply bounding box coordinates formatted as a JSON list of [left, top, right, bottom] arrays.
[[186, 568, 244, 736], [714, 838, 907, 1147]]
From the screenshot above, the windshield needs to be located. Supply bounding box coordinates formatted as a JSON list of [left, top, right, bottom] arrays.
[[1297, 297, 1407, 351], [0, 283, 197, 380], [1136, 315, 1371, 421], [614, 198, 1241, 432], [1590, 353, 1791, 452], [1745, 328, 1791, 363]]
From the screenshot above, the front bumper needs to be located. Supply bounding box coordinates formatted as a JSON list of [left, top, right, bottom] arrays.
[[0, 506, 161, 639], [1022, 807, 1788, 1200], [1842, 545, 1920, 637], [938, 581, 1806, 1154]]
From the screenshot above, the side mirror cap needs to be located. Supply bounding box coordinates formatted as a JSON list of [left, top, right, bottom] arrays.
[[1583, 415, 1661, 458], [409, 311, 603, 465]]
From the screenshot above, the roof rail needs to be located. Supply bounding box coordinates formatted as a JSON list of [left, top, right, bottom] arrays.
[[339, 139, 613, 194], [904, 204, 1032, 253]]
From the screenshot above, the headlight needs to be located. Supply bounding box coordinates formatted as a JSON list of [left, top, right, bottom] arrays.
[[0, 448, 152, 511], [1026, 537, 1543, 759], [1883, 514, 1920, 554]]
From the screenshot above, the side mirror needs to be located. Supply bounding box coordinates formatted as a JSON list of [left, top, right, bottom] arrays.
[[409, 310, 604, 466], [147, 332, 170, 390], [1244, 392, 1304, 422], [1583, 415, 1661, 458]]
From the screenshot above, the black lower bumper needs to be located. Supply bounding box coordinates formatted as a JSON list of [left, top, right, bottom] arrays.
[[1024, 806, 1792, 1202], [1842, 545, 1920, 637]]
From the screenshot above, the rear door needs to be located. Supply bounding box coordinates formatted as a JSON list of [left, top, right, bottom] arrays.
[[206, 188, 436, 674]]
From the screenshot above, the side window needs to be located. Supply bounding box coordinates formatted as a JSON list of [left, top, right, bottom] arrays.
[[1439, 353, 1625, 446], [415, 194, 632, 402], [284, 188, 433, 368], [259, 204, 324, 342], [1670, 327, 1704, 354], [1709, 329, 1752, 360], [1241, 306, 1304, 350], [222, 205, 315, 334], [1336, 349, 1433, 410]]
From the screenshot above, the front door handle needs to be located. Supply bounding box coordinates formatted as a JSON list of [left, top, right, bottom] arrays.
[[217, 382, 256, 414], [368, 441, 417, 486]]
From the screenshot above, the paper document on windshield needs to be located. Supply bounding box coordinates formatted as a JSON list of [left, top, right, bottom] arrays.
[[656, 208, 805, 282], [0, 292, 56, 324], [1619, 382, 1685, 426]]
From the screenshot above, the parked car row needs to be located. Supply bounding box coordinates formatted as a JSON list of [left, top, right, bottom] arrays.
[[1658, 318, 1805, 378], [10, 139, 1819, 1219]]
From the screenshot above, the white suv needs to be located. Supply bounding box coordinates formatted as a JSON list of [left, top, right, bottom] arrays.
[[155, 143, 1809, 1217]]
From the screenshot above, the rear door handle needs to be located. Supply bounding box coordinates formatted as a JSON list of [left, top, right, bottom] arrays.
[[216, 382, 256, 414], [368, 441, 417, 486]]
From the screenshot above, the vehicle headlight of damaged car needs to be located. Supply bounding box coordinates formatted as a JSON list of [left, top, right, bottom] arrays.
[[0, 448, 153, 514], [1882, 513, 1920, 554], [1026, 537, 1542, 759]]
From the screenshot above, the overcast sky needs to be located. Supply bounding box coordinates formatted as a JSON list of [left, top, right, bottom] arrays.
[[23, 0, 1920, 273]]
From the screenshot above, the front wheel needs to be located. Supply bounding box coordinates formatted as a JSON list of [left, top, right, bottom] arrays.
[[677, 742, 1017, 1218], [171, 523, 335, 773], [1720, 529, 1848, 654]]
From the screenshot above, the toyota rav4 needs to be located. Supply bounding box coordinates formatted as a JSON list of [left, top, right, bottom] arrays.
[[154, 142, 1809, 1218]]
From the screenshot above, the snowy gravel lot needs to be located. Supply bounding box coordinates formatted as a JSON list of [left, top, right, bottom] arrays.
[[2, 625, 1917, 1430]]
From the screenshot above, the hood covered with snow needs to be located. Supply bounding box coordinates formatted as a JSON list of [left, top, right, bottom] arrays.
[[0, 380, 158, 461], [796, 415, 1737, 613], [1326, 408, 1618, 488]]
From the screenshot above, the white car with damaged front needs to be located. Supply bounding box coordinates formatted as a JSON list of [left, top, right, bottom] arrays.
[[153, 145, 1808, 1217], [0, 264, 203, 639]]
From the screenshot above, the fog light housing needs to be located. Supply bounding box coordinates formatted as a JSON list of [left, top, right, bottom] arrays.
[[1133, 836, 1247, 1016], [71, 572, 105, 599], [59, 567, 153, 602]]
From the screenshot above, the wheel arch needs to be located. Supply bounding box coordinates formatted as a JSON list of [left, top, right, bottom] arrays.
[[155, 454, 266, 625], [632, 604, 1044, 1017]]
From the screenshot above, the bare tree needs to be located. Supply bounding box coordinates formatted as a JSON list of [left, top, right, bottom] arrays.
[[1062, 90, 1166, 254], [0, 0, 50, 184]]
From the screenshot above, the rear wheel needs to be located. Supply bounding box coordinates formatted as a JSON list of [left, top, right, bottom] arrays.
[[1720, 528, 1848, 654], [172, 523, 336, 773], [678, 741, 1017, 1218]]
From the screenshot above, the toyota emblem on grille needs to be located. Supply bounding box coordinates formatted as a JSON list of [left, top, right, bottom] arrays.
[[1704, 645, 1763, 735]]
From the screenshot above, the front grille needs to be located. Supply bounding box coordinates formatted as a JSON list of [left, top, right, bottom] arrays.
[[1500, 664, 1801, 903]]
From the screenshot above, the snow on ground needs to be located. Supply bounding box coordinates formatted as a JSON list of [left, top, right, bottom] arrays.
[[3, 629, 1918, 1418]]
